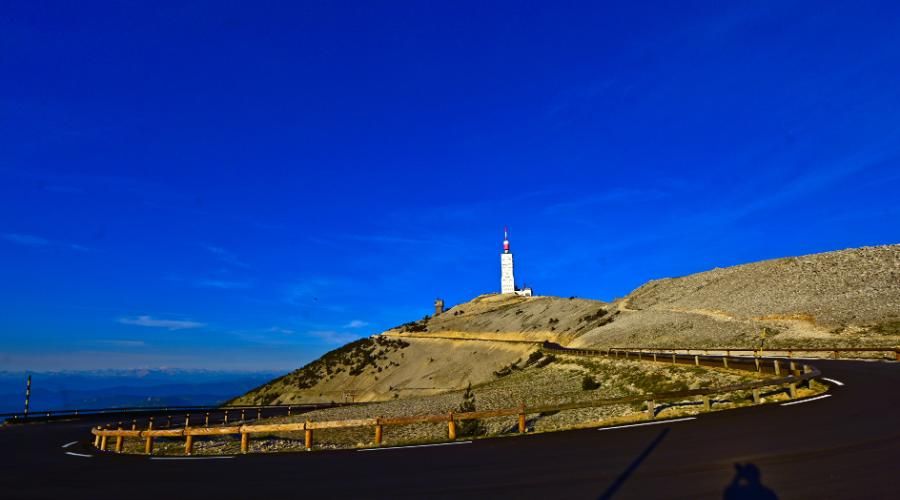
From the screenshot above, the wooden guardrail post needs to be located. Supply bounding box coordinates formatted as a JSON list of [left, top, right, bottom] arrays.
[[240, 431, 249, 453], [288, 406, 292, 417], [894, 348, 900, 362], [653, 353, 657, 362], [518, 405, 526, 433], [374, 418, 383, 446], [115, 422, 124, 453], [448, 412, 457, 440], [788, 383, 797, 399], [257, 408, 262, 420], [773, 359, 780, 376], [145, 420, 154, 455], [93, 427, 101, 448], [224, 410, 229, 424], [754, 358, 760, 372], [100, 434, 108, 451], [752, 389, 761, 404], [205, 412, 210, 426], [671, 353, 676, 365], [184, 414, 191, 427], [304, 421, 313, 450], [646, 400, 655, 419], [638, 350, 642, 361], [833, 350, 839, 359], [166, 415, 172, 427], [787, 350, 793, 359], [185, 433, 193, 455], [722, 356, 729, 368], [694, 355, 699, 366], [241, 409, 246, 421], [702, 395, 711, 411]]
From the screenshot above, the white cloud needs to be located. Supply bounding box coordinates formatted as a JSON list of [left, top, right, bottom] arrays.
[[194, 279, 251, 289], [344, 320, 369, 328], [2, 232, 90, 251], [118, 315, 205, 331], [2, 233, 49, 246], [308, 330, 361, 345]]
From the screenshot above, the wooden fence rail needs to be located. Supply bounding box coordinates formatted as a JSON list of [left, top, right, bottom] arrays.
[[91, 345, 833, 455]]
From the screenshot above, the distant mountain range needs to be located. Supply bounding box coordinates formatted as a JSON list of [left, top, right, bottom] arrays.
[[0, 369, 284, 414]]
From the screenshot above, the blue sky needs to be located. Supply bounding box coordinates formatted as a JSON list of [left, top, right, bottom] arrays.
[[1, 1, 898, 371]]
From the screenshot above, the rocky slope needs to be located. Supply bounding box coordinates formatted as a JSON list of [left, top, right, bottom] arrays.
[[233, 244, 899, 405]]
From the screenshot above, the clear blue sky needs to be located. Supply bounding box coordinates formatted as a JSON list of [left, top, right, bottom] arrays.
[[1, 2, 898, 371]]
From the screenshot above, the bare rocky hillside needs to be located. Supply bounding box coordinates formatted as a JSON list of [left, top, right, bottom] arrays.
[[233, 244, 899, 405], [573, 244, 900, 349]]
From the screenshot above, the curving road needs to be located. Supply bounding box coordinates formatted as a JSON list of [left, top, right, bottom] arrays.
[[1, 359, 897, 499]]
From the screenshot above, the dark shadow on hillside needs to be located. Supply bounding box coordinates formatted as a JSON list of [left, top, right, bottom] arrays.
[[723, 463, 778, 500], [597, 428, 669, 500]]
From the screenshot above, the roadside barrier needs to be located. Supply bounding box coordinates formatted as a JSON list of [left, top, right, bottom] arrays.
[[90, 346, 828, 455], [1, 403, 345, 424]]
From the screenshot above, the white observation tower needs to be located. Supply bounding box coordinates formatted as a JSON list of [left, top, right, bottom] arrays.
[[500, 227, 515, 294]]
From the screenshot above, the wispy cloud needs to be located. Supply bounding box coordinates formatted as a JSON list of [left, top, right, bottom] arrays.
[[118, 315, 205, 331], [194, 279, 251, 289], [344, 319, 369, 328], [308, 330, 361, 345], [2, 232, 90, 252], [205, 246, 249, 268], [2, 233, 50, 246], [97, 339, 146, 347], [543, 189, 668, 215]]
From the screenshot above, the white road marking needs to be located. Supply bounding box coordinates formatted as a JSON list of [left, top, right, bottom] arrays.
[[150, 456, 234, 460], [822, 377, 844, 386], [598, 417, 697, 431], [359, 441, 472, 451], [65, 452, 93, 458], [61, 441, 78, 448], [781, 394, 832, 406]]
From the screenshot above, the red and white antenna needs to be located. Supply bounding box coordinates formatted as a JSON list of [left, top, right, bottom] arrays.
[[503, 226, 510, 253]]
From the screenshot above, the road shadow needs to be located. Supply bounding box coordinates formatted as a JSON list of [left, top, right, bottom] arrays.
[[723, 463, 778, 500], [597, 428, 669, 500]]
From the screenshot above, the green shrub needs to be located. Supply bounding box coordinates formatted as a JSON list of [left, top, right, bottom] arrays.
[[582, 375, 601, 390]]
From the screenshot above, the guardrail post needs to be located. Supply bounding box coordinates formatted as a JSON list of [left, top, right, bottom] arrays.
[[145, 417, 154, 454], [833, 350, 839, 359], [374, 418, 383, 446], [788, 383, 797, 399], [185, 414, 190, 428], [726, 349, 730, 357], [752, 389, 761, 404], [166, 415, 172, 428], [93, 427, 101, 448], [205, 412, 210, 427], [257, 408, 262, 420], [702, 395, 711, 411], [241, 432, 249, 454], [518, 405, 526, 433], [304, 421, 313, 450], [653, 353, 657, 362], [184, 433, 193, 456], [224, 410, 229, 424], [448, 412, 457, 440], [788, 350, 793, 359], [241, 409, 246, 421], [114, 422, 123, 453], [694, 355, 699, 366], [646, 400, 655, 419], [288, 406, 292, 417], [754, 358, 760, 372], [100, 434, 108, 451], [638, 350, 642, 361], [773, 359, 780, 376], [672, 353, 676, 365], [722, 356, 728, 368]]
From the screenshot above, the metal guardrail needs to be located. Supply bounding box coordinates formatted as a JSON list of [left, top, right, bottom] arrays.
[[90, 346, 825, 455], [1, 403, 347, 424]]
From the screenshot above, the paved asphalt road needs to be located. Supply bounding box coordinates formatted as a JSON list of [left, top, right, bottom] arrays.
[[1, 359, 897, 499]]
